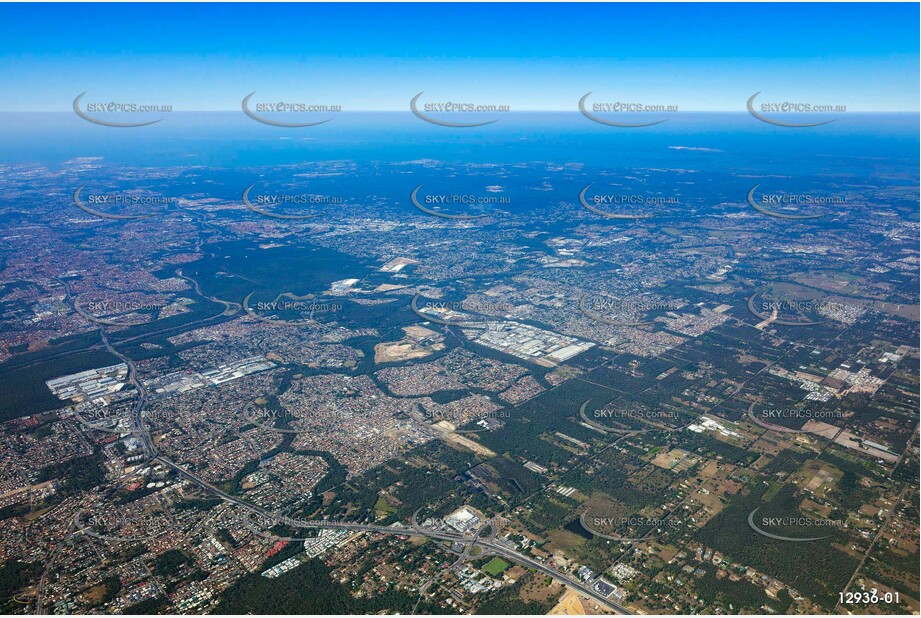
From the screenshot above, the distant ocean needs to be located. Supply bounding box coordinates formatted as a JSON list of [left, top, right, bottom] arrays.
[[0, 112, 917, 176]]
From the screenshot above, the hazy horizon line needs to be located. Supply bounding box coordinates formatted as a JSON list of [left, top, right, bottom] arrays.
[[4, 110, 919, 115]]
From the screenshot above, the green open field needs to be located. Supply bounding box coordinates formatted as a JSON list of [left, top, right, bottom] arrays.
[[482, 557, 509, 577]]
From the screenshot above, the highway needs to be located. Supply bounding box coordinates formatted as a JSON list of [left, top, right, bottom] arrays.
[[98, 329, 157, 459], [156, 455, 631, 612], [484, 541, 632, 614], [286, 516, 632, 613], [60, 274, 633, 614]]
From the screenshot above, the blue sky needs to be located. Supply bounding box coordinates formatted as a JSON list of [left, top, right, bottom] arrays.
[[1, 3, 918, 112]]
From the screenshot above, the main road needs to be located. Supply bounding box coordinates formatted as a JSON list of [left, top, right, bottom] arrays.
[[98, 329, 156, 459], [62, 272, 632, 614], [156, 455, 631, 613]]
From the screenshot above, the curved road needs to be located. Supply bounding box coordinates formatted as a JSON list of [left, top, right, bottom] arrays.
[[58, 276, 632, 614], [156, 456, 631, 613]]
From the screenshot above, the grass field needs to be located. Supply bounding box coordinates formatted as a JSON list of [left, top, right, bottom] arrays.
[[374, 495, 397, 515], [483, 557, 510, 577]]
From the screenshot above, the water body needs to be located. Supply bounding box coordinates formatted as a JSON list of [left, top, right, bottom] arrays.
[[564, 517, 594, 540], [1, 112, 917, 173]]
